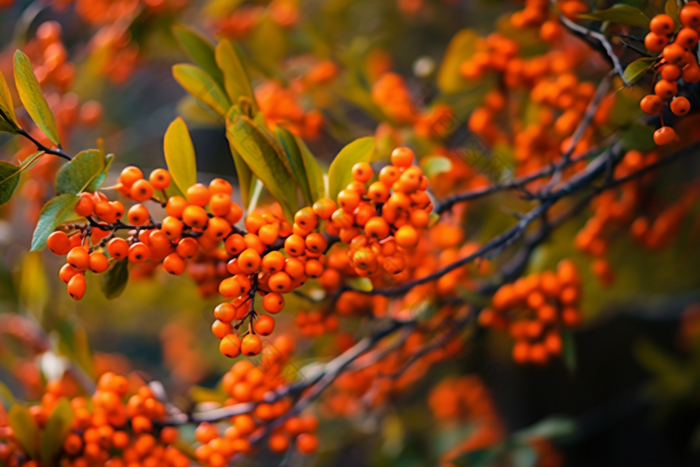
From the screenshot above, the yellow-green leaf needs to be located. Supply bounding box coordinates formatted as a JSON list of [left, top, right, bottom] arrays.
[[172, 24, 225, 90], [328, 137, 375, 201], [164, 117, 197, 194], [0, 69, 20, 131], [275, 126, 313, 206], [420, 155, 452, 176], [19, 251, 48, 320], [437, 28, 479, 92], [13, 50, 60, 145], [216, 40, 258, 114], [225, 113, 298, 221], [9, 404, 38, 458], [86, 153, 114, 193], [294, 135, 326, 202], [173, 64, 231, 116], [579, 5, 650, 29], [0, 152, 44, 205], [30, 194, 83, 251], [54, 149, 104, 196], [622, 57, 657, 86], [40, 399, 74, 467], [0, 381, 15, 409]]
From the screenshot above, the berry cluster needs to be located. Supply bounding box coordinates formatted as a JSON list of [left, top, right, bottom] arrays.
[[641, 4, 700, 145], [256, 81, 324, 139], [479, 261, 582, 365], [0, 375, 189, 467]]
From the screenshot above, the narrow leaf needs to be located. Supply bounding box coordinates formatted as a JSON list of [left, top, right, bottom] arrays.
[[275, 126, 313, 206], [173, 64, 231, 116], [294, 135, 326, 202], [54, 149, 104, 196], [216, 40, 258, 113], [164, 117, 197, 194], [579, 5, 650, 29], [86, 153, 114, 193], [0, 162, 22, 205], [40, 399, 74, 466], [30, 194, 82, 251], [622, 57, 657, 86], [13, 50, 60, 145], [0, 70, 20, 131], [328, 137, 375, 201], [438, 28, 480, 92], [9, 405, 38, 458], [100, 258, 129, 299], [172, 24, 226, 90]]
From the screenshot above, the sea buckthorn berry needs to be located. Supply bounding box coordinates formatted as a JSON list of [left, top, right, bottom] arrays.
[[681, 3, 700, 28], [379, 165, 400, 185], [177, 237, 199, 259], [94, 200, 117, 223], [312, 198, 337, 219], [670, 96, 690, 116], [305, 232, 328, 254], [395, 225, 419, 248], [227, 203, 244, 224], [59, 263, 78, 283], [220, 334, 241, 358], [47, 231, 71, 255], [295, 207, 318, 230], [391, 147, 414, 168], [351, 162, 374, 183], [269, 271, 292, 292], [238, 248, 261, 274], [244, 233, 266, 254], [127, 204, 149, 226], [67, 246, 90, 271], [241, 334, 262, 356], [677, 27, 699, 48], [262, 251, 285, 273], [163, 253, 185, 275], [187, 183, 211, 207], [269, 433, 289, 453], [262, 293, 284, 313], [161, 216, 183, 241], [149, 168, 170, 189], [653, 126, 677, 145], [683, 64, 700, 82], [130, 179, 154, 202], [128, 243, 152, 263], [107, 238, 129, 259], [649, 14, 675, 34], [209, 178, 233, 195], [67, 273, 86, 300], [210, 193, 232, 217], [74, 192, 94, 217], [367, 181, 390, 203], [640, 94, 664, 115], [111, 201, 125, 220], [206, 217, 233, 240], [120, 166, 143, 186], [654, 79, 677, 99], [89, 252, 109, 273], [296, 433, 319, 455], [365, 217, 390, 240], [245, 214, 266, 234], [258, 223, 280, 245], [224, 233, 247, 255], [212, 320, 233, 339], [166, 196, 188, 218], [285, 234, 306, 256], [182, 205, 209, 229], [254, 315, 275, 336], [337, 189, 361, 212], [214, 303, 236, 322], [662, 44, 686, 65], [661, 64, 681, 81]]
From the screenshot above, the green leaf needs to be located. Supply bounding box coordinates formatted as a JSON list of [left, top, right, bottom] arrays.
[[225, 112, 298, 221], [100, 258, 129, 299], [327, 137, 375, 201], [164, 117, 198, 194], [579, 5, 650, 29], [0, 381, 15, 409], [0, 162, 22, 205], [294, 135, 326, 202], [86, 153, 114, 193], [30, 194, 82, 251], [9, 404, 38, 458], [420, 155, 452, 176], [665, 0, 682, 30], [620, 122, 656, 151], [54, 149, 104, 196], [190, 385, 228, 405], [0, 69, 20, 132], [347, 277, 373, 292], [514, 416, 576, 441], [40, 399, 74, 467], [172, 24, 225, 90], [561, 329, 577, 374], [173, 64, 231, 116], [275, 126, 314, 206], [438, 28, 479, 92], [622, 57, 657, 86], [13, 50, 60, 146], [216, 40, 258, 114]]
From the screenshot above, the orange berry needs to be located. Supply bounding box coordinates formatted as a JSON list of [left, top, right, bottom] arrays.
[[220, 334, 241, 358], [59, 263, 78, 283], [268, 433, 289, 453], [47, 231, 71, 255], [182, 205, 209, 229], [296, 433, 318, 454], [163, 253, 185, 275], [284, 234, 306, 256], [653, 126, 677, 145], [130, 179, 154, 202], [120, 166, 143, 187], [654, 79, 677, 99], [351, 162, 373, 183], [128, 243, 151, 263], [677, 27, 699, 48], [107, 238, 129, 260], [67, 246, 90, 271], [238, 249, 261, 274], [67, 274, 86, 300], [74, 192, 94, 217], [149, 169, 170, 190], [662, 43, 685, 65], [254, 315, 275, 336], [640, 94, 664, 115], [262, 251, 285, 273], [127, 204, 150, 226], [670, 96, 690, 116], [305, 232, 328, 254], [187, 183, 211, 207], [241, 334, 262, 356], [680, 3, 700, 28], [268, 271, 292, 292], [209, 178, 233, 195], [649, 14, 675, 34], [390, 147, 414, 168], [395, 225, 418, 248], [337, 189, 361, 212], [89, 252, 109, 273], [177, 237, 199, 259], [210, 193, 232, 217], [212, 320, 233, 339], [165, 196, 188, 218], [262, 293, 284, 314]]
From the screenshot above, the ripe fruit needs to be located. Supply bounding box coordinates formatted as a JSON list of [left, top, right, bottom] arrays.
[[241, 334, 262, 356], [653, 126, 677, 145], [220, 334, 241, 358], [670, 96, 690, 116], [262, 293, 284, 314], [640, 94, 664, 115], [67, 246, 90, 271], [254, 315, 275, 336], [89, 252, 109, 273], [67, 274, 86, 300], [47, 231, 71, 255], [107, 238, 129, 260], [649, 14, 674, 34], [128, 243, 152, 263], [149, 168, 171, 189]]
